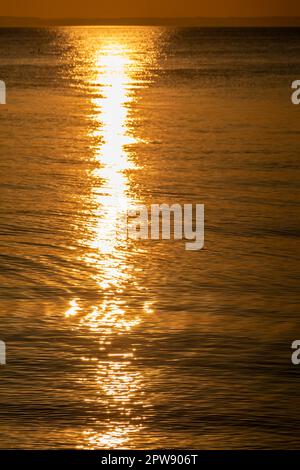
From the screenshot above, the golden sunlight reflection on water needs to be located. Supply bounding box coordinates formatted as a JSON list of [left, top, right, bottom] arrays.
[[65, 42, 152, 448], [1, 27, 299, 451]]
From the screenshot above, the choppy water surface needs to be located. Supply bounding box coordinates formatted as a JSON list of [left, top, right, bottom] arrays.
[[0, 27, 300, 448]]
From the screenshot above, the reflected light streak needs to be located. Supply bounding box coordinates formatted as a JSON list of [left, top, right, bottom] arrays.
[[66, 42, 148, 449], [81, 422, 143, 449], [89, 45, 137, 258]]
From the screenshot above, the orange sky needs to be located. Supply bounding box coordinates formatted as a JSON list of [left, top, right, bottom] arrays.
[[1, 0, 299, 18]]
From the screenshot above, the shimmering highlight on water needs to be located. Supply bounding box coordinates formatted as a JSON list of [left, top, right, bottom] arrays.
[[0, 26, 300, 449]]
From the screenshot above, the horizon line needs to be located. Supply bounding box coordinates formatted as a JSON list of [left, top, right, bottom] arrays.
[[0, 16, 300, 27]]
